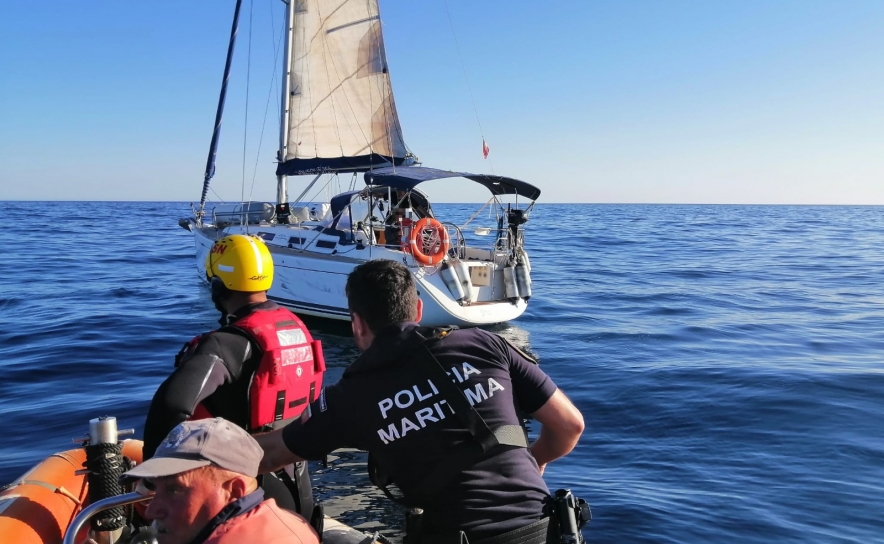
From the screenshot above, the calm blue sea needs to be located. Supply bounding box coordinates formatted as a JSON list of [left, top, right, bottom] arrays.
[[1, 201, 883, 543]]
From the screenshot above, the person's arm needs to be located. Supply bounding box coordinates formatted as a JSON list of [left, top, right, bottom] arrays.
[[143, 333, 246, 458], [143, 354, 230, 458], [255, 429, 305, 473], [528, 389, 584, 474], [256, 383, 358, 473]]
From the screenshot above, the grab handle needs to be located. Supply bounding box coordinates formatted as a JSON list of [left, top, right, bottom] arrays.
[[63, 490, 154, 544]]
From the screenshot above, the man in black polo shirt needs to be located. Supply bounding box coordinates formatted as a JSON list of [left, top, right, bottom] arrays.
[[258, 259, 584, 544]]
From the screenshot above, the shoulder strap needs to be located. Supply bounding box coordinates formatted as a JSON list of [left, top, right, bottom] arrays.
[[387, 330, 528, 506], [410, 330, 527, 451]]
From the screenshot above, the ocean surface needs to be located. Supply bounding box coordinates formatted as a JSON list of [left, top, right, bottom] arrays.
[[1, 201, 883, 543]]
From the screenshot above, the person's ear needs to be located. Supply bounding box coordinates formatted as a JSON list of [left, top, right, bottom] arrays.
[[351, 311, 366, 338], [222, 475, 250, 500], [351, 311, 375, 350], [415, 298, 423, 323]]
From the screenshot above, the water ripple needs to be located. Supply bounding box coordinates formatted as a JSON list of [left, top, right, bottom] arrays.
[[1, 202, 883, 542]]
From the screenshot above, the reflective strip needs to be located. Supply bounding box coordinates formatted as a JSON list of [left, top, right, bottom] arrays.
[[280, 345, 313, 366], [275, 391, 286, 421], [288, 397, 308, 409], [247, 237, 263, 275], [277, 328, 307, 347]]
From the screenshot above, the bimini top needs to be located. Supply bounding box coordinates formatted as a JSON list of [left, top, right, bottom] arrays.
[[364, 166, 541, 201]]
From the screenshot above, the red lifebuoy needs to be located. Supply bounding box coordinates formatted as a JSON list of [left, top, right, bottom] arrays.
[[407, 218, 450, 265]]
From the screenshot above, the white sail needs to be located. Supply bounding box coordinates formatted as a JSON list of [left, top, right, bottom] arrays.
[[278, 0, 408, 175]]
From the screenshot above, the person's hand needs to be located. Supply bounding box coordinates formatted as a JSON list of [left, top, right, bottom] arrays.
[[529, 444, 547, 475]]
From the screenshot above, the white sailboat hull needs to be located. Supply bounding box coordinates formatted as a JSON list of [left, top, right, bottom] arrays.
[[191, 225, 528, 328]]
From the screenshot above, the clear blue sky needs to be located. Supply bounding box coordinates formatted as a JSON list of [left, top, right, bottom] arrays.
[[2, 1, 883, 204]]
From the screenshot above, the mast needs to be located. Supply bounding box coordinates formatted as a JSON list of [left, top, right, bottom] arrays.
[[276, 0, 296, 214], [197, 0, 244, 222]]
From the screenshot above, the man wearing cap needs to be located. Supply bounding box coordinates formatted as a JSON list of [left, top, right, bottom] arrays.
[[124, 418, 319, 544]]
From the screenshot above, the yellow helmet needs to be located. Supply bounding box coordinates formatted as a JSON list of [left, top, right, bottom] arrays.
[[205, 234, 274, 292]]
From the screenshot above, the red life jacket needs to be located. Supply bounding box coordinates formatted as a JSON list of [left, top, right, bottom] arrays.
[[179, 307, 326, 430], [233, 306, 326, 430]]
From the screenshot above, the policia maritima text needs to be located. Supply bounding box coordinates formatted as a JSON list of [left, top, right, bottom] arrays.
[[257, 259, 585, 544]]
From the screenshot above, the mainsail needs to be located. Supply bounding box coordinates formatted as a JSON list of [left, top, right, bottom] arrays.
[[277, 0, 409, 176]]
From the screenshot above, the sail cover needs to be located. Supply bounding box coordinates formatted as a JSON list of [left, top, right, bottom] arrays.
[[277, 0, 409, 176]]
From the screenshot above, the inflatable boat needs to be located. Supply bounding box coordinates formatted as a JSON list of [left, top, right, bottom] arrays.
[[0, 416, 380, 544]]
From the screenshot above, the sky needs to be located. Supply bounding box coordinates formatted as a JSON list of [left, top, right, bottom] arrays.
[[1, 1, 883, 204]]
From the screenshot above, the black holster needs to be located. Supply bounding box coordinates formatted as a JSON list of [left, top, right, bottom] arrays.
[[544, 489, 591, 544], [404, 508, 425, 544]]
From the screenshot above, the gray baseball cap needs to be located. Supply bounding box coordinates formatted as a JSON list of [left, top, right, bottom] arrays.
[[122, 418, 263, 481]]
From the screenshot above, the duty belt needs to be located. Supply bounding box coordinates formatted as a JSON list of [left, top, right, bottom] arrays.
[[419, 518, 551, 544]]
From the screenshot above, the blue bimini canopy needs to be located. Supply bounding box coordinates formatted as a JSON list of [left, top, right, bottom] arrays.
[[363, 166, 541, 201]]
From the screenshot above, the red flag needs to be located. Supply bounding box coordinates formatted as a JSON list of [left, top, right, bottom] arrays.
[[482, 139, 490, 159]]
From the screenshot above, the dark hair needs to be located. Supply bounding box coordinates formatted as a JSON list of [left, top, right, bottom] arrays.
[[346, 260, 418, 332]]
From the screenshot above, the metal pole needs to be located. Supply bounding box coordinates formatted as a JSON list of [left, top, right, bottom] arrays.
[[89, 417, 118, 445], [291, 173, 323, 205], [276, 0, 296, 206], [86, 417, 125, 544], [198, 0, 245, 217]]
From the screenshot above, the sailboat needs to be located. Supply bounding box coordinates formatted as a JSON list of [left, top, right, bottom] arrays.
[[179, 0, 540, 327]]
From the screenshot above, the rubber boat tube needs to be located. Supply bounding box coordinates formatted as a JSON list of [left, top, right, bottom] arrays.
[[1, 438, 382, 544], [0, 440, 143, 544]]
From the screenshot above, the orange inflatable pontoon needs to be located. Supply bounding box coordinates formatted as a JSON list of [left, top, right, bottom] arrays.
[[0, 440, 143, 544]]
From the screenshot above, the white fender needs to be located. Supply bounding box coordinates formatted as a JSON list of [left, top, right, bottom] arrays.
[[517, 247, 531, 273], [453, 260, 475, 302]]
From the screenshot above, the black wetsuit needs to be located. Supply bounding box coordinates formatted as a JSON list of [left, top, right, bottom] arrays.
[[282, 323, 557, 541], [143, 300, 313, 514]]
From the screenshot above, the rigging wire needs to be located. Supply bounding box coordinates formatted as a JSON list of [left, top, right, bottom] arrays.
[[210, 186, 226, 203], [459, 196, 494, 229], [240, 0, 255, 230], [294, 1, 310, 166], [315, 2, 343, 160], [247, 0, 286, 206], [441, 0, 494, 174], [372, 8, 392, 170], [272, 0, 282, 139]]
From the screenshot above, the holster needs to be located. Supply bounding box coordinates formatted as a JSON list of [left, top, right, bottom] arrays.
[[404, 508, 425, 544], [544, 490, 590, 544]]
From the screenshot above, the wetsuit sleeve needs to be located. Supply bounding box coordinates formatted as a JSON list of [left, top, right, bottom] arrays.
[[498, 336, 558, 414], [142, 333, 246, 458], [281, 380, 358, 460]]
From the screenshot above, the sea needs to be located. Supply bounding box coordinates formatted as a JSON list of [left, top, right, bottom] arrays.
[[1, 201, 882, 543]]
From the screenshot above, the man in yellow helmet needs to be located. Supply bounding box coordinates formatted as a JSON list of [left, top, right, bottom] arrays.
[[143, 234, 325, 524]]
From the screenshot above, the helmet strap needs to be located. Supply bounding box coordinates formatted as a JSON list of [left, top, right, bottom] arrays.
[[210, 276, 233, 316]]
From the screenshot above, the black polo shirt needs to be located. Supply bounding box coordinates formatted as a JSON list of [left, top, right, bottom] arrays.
[[282, 323, 557, 540]]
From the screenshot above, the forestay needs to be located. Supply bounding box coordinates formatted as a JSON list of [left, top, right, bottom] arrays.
[[277, 0, 409, 175]]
